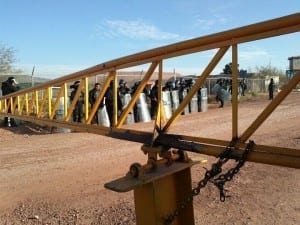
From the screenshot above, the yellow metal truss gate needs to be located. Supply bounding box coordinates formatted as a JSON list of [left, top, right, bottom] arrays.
[[1, 13, 300, 225]]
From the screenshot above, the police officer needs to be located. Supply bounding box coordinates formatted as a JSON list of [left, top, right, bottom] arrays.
[[240, 78, 247, 96], [118, 79, 131, 112], [1, 77, 20, 127], [213, 79, 225, 108], [178, 78, 186, 103], [70, 81, 84, 122], [118, 79, 131, 96], [149, 80, 159, 119], [164, 80, 175, 92], [268, 78, 275, 100], [89, 82, 102, 124]]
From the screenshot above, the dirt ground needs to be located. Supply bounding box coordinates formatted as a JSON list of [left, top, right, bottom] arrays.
[[0, 92, 299, 225]]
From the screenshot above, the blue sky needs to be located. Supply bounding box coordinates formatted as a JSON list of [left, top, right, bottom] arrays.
[[1, 0, 299, 78]]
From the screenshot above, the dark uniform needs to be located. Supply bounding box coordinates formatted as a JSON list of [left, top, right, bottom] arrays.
[[104, 81, 122, 126], [240, 79, 247, 96], [149, 80, 159, 119], [268, 78, 275, 100], [178, 78, 186, 104], [1, 77, 20, 127], [89, 83, 102, 124], [70, 81, 84, 122]]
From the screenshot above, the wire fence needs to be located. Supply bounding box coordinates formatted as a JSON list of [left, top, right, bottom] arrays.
[[205, 77, 269, 97]]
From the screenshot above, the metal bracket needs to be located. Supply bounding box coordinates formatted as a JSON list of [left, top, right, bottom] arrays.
[[104, 160, 200, 193]]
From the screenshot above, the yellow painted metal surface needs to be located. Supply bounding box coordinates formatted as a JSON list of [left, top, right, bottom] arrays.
[[0, 13, 299, 170], [232, 44, 238, 139], [162, 46, 229, 132], [134, 164, 195, 225]]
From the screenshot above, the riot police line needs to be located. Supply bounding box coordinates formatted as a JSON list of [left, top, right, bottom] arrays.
[[69, 78, 208, 127], [1, 77, 208, 128]]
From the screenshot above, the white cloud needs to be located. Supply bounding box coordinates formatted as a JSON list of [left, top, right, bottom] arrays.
[[98, 19, 180, 40]]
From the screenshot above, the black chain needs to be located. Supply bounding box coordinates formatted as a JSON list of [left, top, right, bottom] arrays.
[[164, 140, 255, 225], [164, 139, 238, 225], [212, 140, 255, 202]]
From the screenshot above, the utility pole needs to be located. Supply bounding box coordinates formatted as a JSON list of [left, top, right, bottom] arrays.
[[31, 66, 35, 87]]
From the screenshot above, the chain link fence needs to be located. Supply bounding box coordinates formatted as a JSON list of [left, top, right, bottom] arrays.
[[205, 77, 269, 97]]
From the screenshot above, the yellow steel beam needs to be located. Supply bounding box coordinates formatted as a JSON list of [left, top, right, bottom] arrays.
[[48, 87, 52, 117], [10, 97, 14, 113], [111, 71, 118, 127], [6, 97, 11, 113], [35, 90, 39, 115], [1, 109, 299, 169], [117, 62, 158, 127], [86, 75, 114, 124], [25, 93, 29, 115], [0, 14, 298, 172], [149, 60, 164, 145], [4, 99, 7, 112], [12, 96, 18, 114], [133, 163, 195, 225], [18, 95, 25, 115], [37, 89, 48, 118], [17, 96, 21, 114], [84, 77, 89, 121], [63, 83, 68, 118], [162, 46, 230, 132], [158, 60, 163, 129], [155, 134, 300, 169], [66, 80, 85, 122], [1, 13, 298, 100], [232, 44, 238, 139], [178, 135, 300, 158], [27, 92, 34, 116]]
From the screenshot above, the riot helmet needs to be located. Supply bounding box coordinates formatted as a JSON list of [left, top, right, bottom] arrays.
[[8, 77, 18, 84], [119, 79, 126, 86], [70, 80, 80, 89]]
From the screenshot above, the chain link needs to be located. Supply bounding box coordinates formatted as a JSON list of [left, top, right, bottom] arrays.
[[164, 139, 238, 225], [212, 140, 255, 202], [164, 139, 255, 225]]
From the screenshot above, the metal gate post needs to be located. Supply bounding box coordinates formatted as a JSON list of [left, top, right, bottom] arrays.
[[134, 165, 195, 225]]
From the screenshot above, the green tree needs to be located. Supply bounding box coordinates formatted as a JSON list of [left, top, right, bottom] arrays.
[[222, 62, 240, 74], [0, 43, 19, 74]]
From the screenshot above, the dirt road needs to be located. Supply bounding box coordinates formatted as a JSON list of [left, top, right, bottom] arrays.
[[0, 92, 299, 225]]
